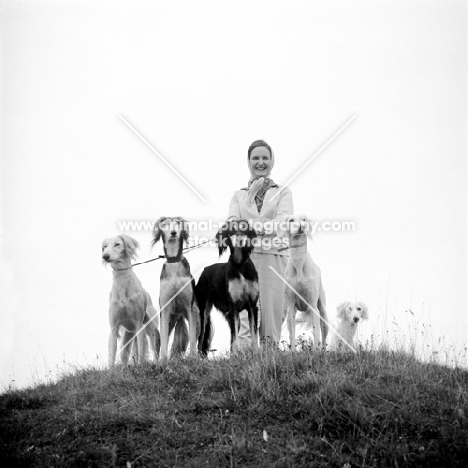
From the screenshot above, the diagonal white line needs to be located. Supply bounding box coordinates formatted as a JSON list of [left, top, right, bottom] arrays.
[[119, 266, 205, 358], [269, 266, 357, 352], [118, 114, 207, 203], [268, 114, 357, 202]]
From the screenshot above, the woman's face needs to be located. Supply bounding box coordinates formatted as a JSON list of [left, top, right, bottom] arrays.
[[249, 146, 272, 178]]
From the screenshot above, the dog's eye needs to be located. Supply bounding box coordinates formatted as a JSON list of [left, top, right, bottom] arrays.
[[357, 307, 361, 311]]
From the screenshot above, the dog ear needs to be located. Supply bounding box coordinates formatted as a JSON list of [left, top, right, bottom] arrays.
[[277, 215, 293, 239], [101, 239, 109, 266], [336, 301, 350, 319], [177, 217, 190, 243], [358, 302, 369, 320], [118, 235, 140, 261], [248, 224, 258, 243], [304, 216, 314, 240], [217, 222, 230, 257], [151, 217, 166, 247]]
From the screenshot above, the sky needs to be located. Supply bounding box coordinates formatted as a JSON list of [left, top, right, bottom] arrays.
[[1, 0, 466, 389]]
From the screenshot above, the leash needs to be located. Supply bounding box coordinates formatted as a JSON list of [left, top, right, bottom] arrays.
[[122, 237, 296, 268], [277, 244, 304, 253], [130, 237, 216, 268], [130, 255, 166, 268]]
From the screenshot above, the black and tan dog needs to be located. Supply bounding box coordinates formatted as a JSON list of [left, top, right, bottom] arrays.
[[152, 217, 201, 359], [196, 219, 259, 355]]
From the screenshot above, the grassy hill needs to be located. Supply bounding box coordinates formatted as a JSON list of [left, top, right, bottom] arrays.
[[1, 345, 467, 467]]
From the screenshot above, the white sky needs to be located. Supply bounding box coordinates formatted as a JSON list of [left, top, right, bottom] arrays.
[[1, 0, 467, 389]]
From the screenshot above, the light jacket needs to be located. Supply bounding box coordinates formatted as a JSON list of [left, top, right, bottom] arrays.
[[228, 185, 294, 256]]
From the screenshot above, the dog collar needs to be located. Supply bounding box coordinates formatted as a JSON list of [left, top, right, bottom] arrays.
[[166, 255, 183, 264], [112, 266, 133, 272]]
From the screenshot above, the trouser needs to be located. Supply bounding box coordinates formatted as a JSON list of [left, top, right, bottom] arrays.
[[237, 252, 288, 347]]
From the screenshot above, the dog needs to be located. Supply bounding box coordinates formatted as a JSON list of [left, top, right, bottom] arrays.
[[283, 215, 328, 350], [102, 235, 160, 366], [152, 217, 201, 359], [330, 301, 369, 351], [196, 219, 259, 355]]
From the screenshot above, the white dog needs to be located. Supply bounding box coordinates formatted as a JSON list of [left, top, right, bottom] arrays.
[[102, 235, 160, 366], [283, 215, 328, 350], [330, 301, 369, 351]]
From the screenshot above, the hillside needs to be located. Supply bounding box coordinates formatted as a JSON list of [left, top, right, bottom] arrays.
[[1, 346, 467, 467]]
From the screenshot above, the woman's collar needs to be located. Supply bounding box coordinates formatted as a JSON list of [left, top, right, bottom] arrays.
[[241, 179, 279, 191]]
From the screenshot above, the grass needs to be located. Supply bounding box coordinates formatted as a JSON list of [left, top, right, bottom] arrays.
[[1, 343, 467, 467]]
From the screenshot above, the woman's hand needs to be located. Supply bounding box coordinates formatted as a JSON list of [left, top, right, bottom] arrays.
[[254, 226, 265, 237]]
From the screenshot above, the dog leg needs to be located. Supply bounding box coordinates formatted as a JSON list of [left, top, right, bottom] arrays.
[[247, 303, 259, 349], [145, 322, 160, 361], [195, 277, 208, 355], [283, 292, 297, 351], [172, 318, 189, 356], [120, 330, 134, 364], [286, 303, 297, 352], [154, 328, 161, 359], [310, 306, 321, 348], [160, 309, 171, 359], [188, 300, 201, 357], [108, 330, 118, 366], [129, 338, 138, 364], [145, 300, 160, 360], [228, 309, 240, 352], [136, 332, 146, 364], [146, 325, 160, 360], [317, 287, 328, 349], [198, 300, 214, 356]]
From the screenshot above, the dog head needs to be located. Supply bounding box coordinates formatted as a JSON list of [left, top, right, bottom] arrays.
[[152, 216, 189, 246], [217, 218, 257, 263], [336, 301, 369, 325], [102, 235, 140, 268], [281, 215, 313, 241]]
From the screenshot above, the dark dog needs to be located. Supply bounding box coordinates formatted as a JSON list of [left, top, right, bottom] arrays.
[[196, 219, 259, 355], [152, 217, 201, 359]]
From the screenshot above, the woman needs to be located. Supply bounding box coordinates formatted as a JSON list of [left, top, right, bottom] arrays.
[[228, 139, 294, 346]]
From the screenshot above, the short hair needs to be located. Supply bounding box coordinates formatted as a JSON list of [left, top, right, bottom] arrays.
[[248, 140, 272, 159]]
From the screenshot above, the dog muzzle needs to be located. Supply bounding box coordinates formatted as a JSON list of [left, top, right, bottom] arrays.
[[230, 235, 249, 248]]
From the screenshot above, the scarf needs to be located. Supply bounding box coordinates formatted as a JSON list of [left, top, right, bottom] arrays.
[[246, 177, 278, 213]]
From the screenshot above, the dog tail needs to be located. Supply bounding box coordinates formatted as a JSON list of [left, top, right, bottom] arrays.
[[172, 319, 189, 356]]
